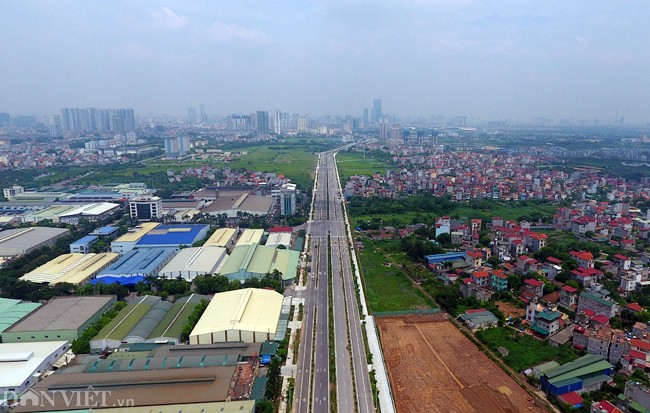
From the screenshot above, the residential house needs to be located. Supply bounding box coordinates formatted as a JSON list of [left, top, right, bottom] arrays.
[[612, 254, 632, 272], [571, 267, 603, 287], [517, 255, 539, 274], [529, 232, 548, 252], [465, 250, 483, 268], [490, 270, 508, 291], [470, 270, 490, 288], [622, 339, 650, 371], [523, 278, 545, 298], [571, 251, 595, 269], [533, 311, 562, 337], [460, 279, 493, 302], [577, 291, 618, 318], [543, 257, 563, 280], [559, 285, 578, 308]]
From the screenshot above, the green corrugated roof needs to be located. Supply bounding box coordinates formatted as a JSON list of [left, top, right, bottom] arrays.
[[580, 292, 614, 308], [271, 249, 300, 281], [547, 356, 613, 385], [552, 377, 581, 389], [0, 299, 40, 334], [533, 324, 550, 335], [629, 400, 650, 413], [537, 311, 561, 321], [545, 354, 604, 378]]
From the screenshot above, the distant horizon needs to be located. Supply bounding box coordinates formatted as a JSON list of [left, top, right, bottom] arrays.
[[2, 2, 649, 123]]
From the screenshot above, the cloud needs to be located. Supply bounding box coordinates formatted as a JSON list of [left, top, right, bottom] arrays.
[[151, 7, 188, 31], [205, 20, 267, 42]]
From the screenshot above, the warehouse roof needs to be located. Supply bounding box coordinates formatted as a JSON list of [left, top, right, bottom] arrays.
[[236, 228, 264, 246], [580, 292, 615, 308], [136, 224, 209, 246], [0, 341, 69, 390], [219, 243, 276, 277], [20, 253, 119, 285], [113, 222, 159, 243], [271, 249, 300, 281], [0, 298, 41, 334], [85, 401, 256, 413], [266, 232, 292, 248], [28, 205, 80, 219], [91, 226, 119, 236], [190, 288, 284, 338], [59, 202, 120, 217], [14, 366, 236, 412], [93, 296, 159, 342], [544, 354, 613, 385], [125, 300, 174, 342], [70, 235, 98, 247], [204, 227, 237, 248], [98, 248, 177, 277], [0, 227, 70, 257], [148, 294, 206, 340], [159, 246, 228, 276], [6, 296, 115, 332]]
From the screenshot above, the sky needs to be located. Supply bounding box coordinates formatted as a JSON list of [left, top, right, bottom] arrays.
[[1, 1, 649, 123]]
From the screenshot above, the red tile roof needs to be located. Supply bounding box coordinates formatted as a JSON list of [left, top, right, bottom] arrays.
[[591, 400, 621, 413], [631, 339, 650, 352], [466, 308, 488, 314], [570, 251, 594, 261], [524, 278, 544, 287], [561, 285, 577, 293], [547, 256, 562, 264], [627, 302, 644, 313], [557, 391, 583, 406], [591, 314, 610, 326], [472, 271, 490, 278], [613, 254, 631, 261]]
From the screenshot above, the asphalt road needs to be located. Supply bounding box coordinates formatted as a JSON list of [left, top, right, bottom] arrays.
[[295, 151, 375, 413]]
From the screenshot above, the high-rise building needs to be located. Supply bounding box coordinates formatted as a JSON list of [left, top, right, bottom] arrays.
[[0, 113, 9, 127], [273, 110, 282, 135], [48, 114, 62, 137], [129, 196, 162, 221], [363, 108, 369, 127], [371, 98, 382, 124], [199, 104, 206, 123], [390, 124, 401, 141], [178, 135, 191, 155], [297, 116, 308, 133], [280, 183, 297, 216], [379, 123, 388, 140], [256, 111, 269, 135], [187, 107, 197, 124], [163, 136, 180, 159], [60, 108, 135, 132]]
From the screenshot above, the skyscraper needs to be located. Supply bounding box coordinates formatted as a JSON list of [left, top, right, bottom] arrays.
[[273, 110, 282, 135], [371, 98, 382, 124], [59, 108, 135, 132], [256, 111, 269, 135], [298, 116, 308, 133], [363, 108, 369, 127], [187, 107, 197, 124], [379, 123, 388, 140]]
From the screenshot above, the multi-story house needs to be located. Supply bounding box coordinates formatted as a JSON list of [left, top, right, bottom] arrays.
[[523, 278, 544, 298], [577, 291, 618, 318], [570, 251, 595, 269], [470, 270, 490, 288], [559, 285, 578, 308], [490, 270, 508, 291]]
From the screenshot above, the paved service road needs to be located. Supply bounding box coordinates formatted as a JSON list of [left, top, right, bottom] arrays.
[[295, 151, 375, 413]]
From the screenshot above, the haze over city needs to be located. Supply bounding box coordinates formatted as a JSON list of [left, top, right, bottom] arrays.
[[2, 1, 650, 123]]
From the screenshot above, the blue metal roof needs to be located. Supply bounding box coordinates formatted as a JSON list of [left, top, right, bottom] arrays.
[[98, 248, 177, 277], [90, 276, 145, 286], [136, 224, 209, 246], [70, 235, 99, 246], [425, 252, 467, 263], [92, 226, 119, 236]]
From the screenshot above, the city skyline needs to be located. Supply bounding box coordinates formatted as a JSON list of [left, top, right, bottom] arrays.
[[1, 1, 649, 123]]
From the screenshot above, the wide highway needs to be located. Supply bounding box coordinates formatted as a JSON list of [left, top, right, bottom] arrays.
[[295, 151, 374, 413]]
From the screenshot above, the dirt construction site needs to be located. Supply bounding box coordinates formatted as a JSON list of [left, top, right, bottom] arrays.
[[377, 313, 547, 413]]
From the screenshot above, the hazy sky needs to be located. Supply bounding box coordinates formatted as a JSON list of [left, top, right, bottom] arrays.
[[1, 1, 649, 123]]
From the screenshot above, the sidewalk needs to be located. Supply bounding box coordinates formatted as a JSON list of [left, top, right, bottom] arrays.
[[277, 296, 304, 413]]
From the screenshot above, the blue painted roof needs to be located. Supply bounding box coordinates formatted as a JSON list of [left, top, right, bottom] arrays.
[[71, 235, 99, 246], [90, 275, 145, 286], [92, 226, 119, 235], [98, 248, 177, 277], [136, 224, 209, 246], [425, 252, 467, 263]]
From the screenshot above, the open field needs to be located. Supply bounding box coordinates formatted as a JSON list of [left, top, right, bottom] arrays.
[[357, 240, 435, 313], [496, 301, 526, 319], [475, 327, 579, 372], [378, 314, 546, 413], [335, 151, 393, 182]]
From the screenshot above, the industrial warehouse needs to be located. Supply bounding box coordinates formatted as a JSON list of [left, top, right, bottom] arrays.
[[19, 252, 119, 285], [189, 288, 287, 344], [2, 296, 116, 343], [0, 226, 69, 259], [90, 294, 206, 350], [158, 246, 228, 281]]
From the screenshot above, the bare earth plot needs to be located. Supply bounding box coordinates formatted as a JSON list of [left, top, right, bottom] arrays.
[[377, 314, 546, 413]]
